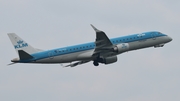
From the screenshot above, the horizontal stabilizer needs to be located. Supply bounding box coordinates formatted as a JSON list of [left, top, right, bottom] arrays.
[[7, 62, 17, 66], [18, 50, 33, 60]]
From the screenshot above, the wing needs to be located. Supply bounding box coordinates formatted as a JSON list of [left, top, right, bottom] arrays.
[[90, 24, 114, 56], [63, 60, 90, 67], [63, 25, 115, 67]]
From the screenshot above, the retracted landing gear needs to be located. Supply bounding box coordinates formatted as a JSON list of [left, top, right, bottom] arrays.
[[93, 61, 99, 66]]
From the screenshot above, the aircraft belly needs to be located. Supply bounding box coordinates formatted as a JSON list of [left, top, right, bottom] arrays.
[[128, 36, 168, 51], [77, 49, 94, 60]]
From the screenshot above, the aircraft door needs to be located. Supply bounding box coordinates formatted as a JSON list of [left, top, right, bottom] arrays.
[[48, 51, 54, 59], [151, 32, 156, 40]]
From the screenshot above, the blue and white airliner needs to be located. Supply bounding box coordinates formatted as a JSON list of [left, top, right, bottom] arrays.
[[8, 25, 172, 67]]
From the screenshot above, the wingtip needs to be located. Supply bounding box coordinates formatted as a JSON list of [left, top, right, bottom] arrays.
[[90, 24, 101, 32]]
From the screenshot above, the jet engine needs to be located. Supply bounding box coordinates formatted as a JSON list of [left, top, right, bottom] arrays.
[[113, 43, 129, 53], [94, 56, 117, 65], [103, 56, 117, 64]]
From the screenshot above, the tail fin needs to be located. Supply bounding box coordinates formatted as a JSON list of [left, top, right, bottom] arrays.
[[7, 33, 39, 54]]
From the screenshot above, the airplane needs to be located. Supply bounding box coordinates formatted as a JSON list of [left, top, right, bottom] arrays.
[[7, 25, 172, 67]]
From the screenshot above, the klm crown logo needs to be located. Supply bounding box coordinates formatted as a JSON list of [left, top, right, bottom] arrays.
[[14, 40, 28, 49], [122, 43, 127, 49], [17, 40, 24, 44]]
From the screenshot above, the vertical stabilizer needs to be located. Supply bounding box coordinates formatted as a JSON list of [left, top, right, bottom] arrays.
[[7, 33, 38, 54]]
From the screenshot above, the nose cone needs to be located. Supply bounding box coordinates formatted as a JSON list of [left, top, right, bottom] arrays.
[[168, 36, 173, 42]]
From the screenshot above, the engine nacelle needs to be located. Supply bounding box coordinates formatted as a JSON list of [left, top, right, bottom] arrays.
[[103, 56, 117, 64], [113, 43, 129, 53]]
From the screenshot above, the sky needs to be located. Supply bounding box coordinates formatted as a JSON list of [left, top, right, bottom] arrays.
[[0, 0, 180, 101]]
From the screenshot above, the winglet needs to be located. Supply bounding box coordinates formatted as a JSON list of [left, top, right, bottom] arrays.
[[90, 24, 102, 32]]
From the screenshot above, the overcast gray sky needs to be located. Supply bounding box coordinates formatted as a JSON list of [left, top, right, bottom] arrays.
[[0, 0, 180, 101]]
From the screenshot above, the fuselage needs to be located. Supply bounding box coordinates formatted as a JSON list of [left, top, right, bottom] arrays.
[[15, 31, 172, 64]]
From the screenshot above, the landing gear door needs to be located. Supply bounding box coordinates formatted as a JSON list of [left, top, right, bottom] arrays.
[[48, 51, 54, 59], [151, 32, 156, 40]]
